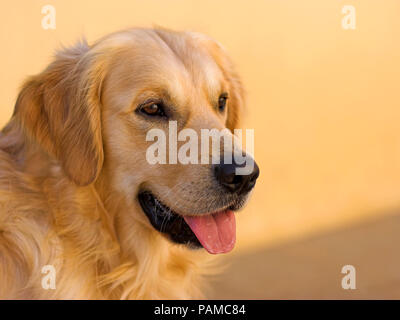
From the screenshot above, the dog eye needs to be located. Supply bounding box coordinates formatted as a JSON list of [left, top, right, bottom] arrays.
[[218, 93, 228, 112], [138, 101, 166, 117]]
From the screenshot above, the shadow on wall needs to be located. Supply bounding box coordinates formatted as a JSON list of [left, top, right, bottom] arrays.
[[207, 211, 400, 299]]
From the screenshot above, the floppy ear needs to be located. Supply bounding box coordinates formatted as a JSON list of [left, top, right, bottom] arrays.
[[13, 41, 105, 186], [212, 47, 245, 131], [188, 32, 245, 131]]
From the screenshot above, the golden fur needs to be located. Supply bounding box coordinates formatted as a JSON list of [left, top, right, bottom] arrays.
[[0, 28, 244, 299]]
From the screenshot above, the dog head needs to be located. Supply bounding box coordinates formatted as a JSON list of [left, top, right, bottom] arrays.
[[14, 28, 259, 254]]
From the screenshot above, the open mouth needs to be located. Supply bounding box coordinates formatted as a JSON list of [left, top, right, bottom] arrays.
[[138, 191, 236, 254]]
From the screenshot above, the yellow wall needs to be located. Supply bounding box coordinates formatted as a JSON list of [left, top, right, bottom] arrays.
[[1, 0, 400, 253]]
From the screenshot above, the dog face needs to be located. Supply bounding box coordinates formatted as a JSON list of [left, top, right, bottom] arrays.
[[14, 28, 259, 254]]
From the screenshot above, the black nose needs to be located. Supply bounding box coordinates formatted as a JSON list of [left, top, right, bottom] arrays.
[[214, 156, 259, 194]]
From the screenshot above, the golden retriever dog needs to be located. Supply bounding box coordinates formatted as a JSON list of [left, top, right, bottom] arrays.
[[0, 28, 259, 299]]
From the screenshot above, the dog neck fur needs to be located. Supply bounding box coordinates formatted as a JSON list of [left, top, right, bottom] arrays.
[[0, 121, 212, 299]]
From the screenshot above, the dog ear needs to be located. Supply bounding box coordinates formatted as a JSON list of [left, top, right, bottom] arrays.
[[188, 32, 245, 131], [212, 47, 245, 131], [13, 41, 105, 186]]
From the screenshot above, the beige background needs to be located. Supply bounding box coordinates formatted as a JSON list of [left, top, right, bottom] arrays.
[[1, 0, 400, 298]]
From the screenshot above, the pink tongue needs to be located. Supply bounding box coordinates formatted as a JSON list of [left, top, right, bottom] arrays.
[[183, 210, 236, 254]]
